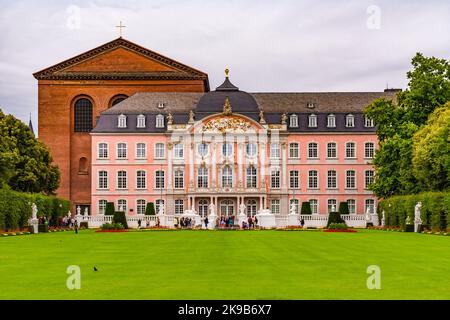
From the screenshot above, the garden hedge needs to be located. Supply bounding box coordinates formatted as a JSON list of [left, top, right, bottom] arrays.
[[0, 188, 70, 231], [300, 202, 312, 215], [113, 211, 128, 229], [145, 202, 155, 215], [379, 191, 450, 231]]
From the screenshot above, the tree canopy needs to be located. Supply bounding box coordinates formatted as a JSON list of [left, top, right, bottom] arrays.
[[0, 109, 60, 194], [364, 53, 450, 198]]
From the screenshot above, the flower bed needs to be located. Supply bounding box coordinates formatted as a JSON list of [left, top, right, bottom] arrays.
[[95, 229, 129, 233], [1, 231, 31, 237], [324, 229, 357, 233]]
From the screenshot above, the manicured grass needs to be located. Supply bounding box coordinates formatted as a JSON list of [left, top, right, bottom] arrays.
[[1, 229, 449, 299]]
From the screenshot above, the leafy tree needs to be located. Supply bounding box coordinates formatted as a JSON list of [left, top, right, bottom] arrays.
[[412, 103, 450, 191], [365, 53, 450, 197], [0, 109, 60, 194]]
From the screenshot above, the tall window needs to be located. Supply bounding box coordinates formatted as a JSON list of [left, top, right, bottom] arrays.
[[328, 199, 337, 213], [346, 170, 356, 189], [246, 143, 257, 157], [290, 199, 300, 214], [308, 142, 318, 159], [246, 166, 257, 188], [222, 166, 233, 188], [155, 170, 165, 189], [175, 199, 184, 214], [308, 170, 318, 189], [270, 143, 280, 158], [98, 200, 107, 214], [174, 170, 184, 189], [365, 170, 374, 189], [98, 171, 108, 189], [155, 143, 165, 159], [198, 200, 208, 217], [327, 142, 337, 158], [271, 199, 280, 214], [365, 142, 375, 158], [117, 143, 127, 159], [365, 199, 375, 214], [347, 199, 356, 214], [155, 199, 164, 213], [74, 98, 93, 132], [173, 143, 183, 159], [309, 199, 318, 214], [136, 199, 146, 215], [222, 143, 233, 157], [117, 199, 127, 213], [137, 114, 146, 128], [289, 143, 299, 158], [136, 170, 146, 189], [156, 114, 164, 128], [136, 143, 146, 159], [197, 166, 208, 188], [308, 114, 317, 128], [364, 117, 374, 127], [345, 114, 355, 127], [290, 170, 299, 189], [290, 114, 298, 128], [271, 169, 280, 189], [198, 143, 209, 157], [98, 143, 108, 159], [327, 170, 337, 189], [247, 199, 257, 216], [117, 170, 127, 189], [118, 114, 127, 128], [345, 142, 356, 158], [327, 114, 336, 128]]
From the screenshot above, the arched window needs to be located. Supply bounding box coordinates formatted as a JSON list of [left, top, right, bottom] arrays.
[[290, 114, 298, 128], [174, 169, 184, 189], [98, 171, 108, 189], [246, 166, 257, 188], [222, 166, 233, 188], [327, 142, 337, 158], [346, 114, 355, 127], [289, 142, 299, 158], [308, 114, 317, 128], [246, 199, 257, 216], [198, 166, 208, 188], [74, 98, 93, 132], [118, 114, 127, 128], [308, 142, 318, 159], [220, 199, 234, 216], [98, 143, 108, 159], [78, 157, 88, 174], [137, 114, 146, 128], [110, 95, 128, 107], [198, 199, 208, 217], [136, 170, 146, 189], [365, 142, 375, 158], [156, 114, 164, 128], [346, 142, 356, 158], [327, 170, 337, 189], [117, 170, 127, 189], [222, 143, 233, 157], [136, 199, 146, 215], [327, 114, 336, 128], [117, 199, 127, 213]]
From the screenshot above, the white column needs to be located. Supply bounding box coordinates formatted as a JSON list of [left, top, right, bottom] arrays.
[[282, 141, 288, 189], [211, 139, 217, 188]]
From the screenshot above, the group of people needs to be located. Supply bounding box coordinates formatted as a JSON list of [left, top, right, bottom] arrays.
[[242, 215, 259, 229], [174, 216, 197, 229], [137, 217, 160, 228]]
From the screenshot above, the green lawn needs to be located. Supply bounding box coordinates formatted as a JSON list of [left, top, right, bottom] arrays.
[[1, 229, 449, 299]]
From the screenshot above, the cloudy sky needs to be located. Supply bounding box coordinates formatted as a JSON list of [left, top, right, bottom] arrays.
[[0, 0, 449, 132]]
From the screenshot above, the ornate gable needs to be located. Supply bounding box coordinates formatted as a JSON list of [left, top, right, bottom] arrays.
[[33, 37, 209, 89]]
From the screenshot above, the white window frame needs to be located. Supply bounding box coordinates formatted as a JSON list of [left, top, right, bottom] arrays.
[[290, 114, 299, 128], [118, 114, 127, 128], [221, 166, 233, 188], [136, 170, 147, 189], [117, 199, 127, 213], [137, 114, 146, 128], [364, 142, 375, 159], [117, 142, 127, 159], [154, 143, 165, 159], [347, 199, 356, 214], [222, 143, 234, 157], [327, 199, 337, 213], [271, 199, 280, 214], [345, 114, 355, 127], [174, 169, 184, 189], [197, 166, 209, 188], [155, 114, 164, 128], [98, 199, 107, 215], [289, 142, 299, 158], [246, 166, 257, 188], [309, 199, 318, 214], [173, 143, 184, 159], [308, 114, 317, 128], [197, 143, 209, 157], [308, 170, 318, 189], [155, 170, 165, 189], [98, 143, 108, 159], [327, 114, 336, 128], [270, 143, 280, 159], [327, 170, 337, 189], [270, 168, 280, 189], [345, 142, 356, 159], [246, 143, 257, 157], [136, 143, 147, 159], [365, 170, 374, 189], [175, 199, 184, 215], [98, 170, 108, 189], [308, 142, 318, 159], [365, 199, 375, 214], [117, 170, 127, 189], [364, 117, 374, 128], [327, 142, 337, 159], [290, 199, 300, 214], [289, 170, 299, 189], [136, 199, 146, 215], [346, 170, 356, 189]]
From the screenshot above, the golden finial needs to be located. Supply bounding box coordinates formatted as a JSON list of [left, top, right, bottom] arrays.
[[225, 68, 229, 78]]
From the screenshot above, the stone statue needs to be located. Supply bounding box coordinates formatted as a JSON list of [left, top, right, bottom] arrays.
[[191, 204, 196, 214], [209, 203, 216, 216], [414, 202, 422, 232], [158, 204, 165, 215], [67, 210, 72, 218], [405, 216, 411, 224], [84, 207, 88, 216], [290, 203, 297, 215], [281, 113, 288, 125], [167, 113, 173, 125], [188, 110, 195, 123], [31, 203, 38, 220], [381, 210, 386, 227], [239, 203, 246, 216], [76, 206, 81, 216], [259, 109, 266, 124], [365, 207, 371, 222]]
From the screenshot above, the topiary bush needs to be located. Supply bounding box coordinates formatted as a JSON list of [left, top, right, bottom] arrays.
[[113, 211, 128, 229], [300, 202, 312, 215], [105, 202, 115, 215], [328, 223, 348, 230], [327, 211, 345, 227], [339, 202, 349, 215], [145, 202, 155, 215]]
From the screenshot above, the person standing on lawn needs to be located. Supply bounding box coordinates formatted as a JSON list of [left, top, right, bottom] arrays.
[[74, 219, 78, 234], [204, 216, 209, 229]]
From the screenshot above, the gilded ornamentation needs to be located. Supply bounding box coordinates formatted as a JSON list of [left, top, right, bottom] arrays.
[[201, 117, 252, 133], [223, 97, 232, 115]]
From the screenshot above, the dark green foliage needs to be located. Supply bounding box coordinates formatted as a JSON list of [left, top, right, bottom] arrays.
[[327, 211, 345, 227], [101, 223, 124, 230], [145, 202, 155, 215], [339, 202, 349, 215], [105, 202, 115, 215], [113, 211, 128, 229], [38, 224, 48, 233], [300, 202, 312, 215], [328, 223, 348, 230]]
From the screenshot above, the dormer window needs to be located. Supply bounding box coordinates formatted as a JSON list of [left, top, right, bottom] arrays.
[[327, 114, 336, 128], [364, 117, 374, 127], [156, 114, 164, 128], [290, 114, 298, 128], [118, 114, 127, 128], [346, 114, 355, 127], [137, 114, 146, 128], [157, 102, 165, 109], [308, 114, 317, 128], [307, 102, 315, 109]]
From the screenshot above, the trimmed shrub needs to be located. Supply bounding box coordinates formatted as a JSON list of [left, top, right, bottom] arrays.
[[113, 211, 128, 229], [327, 211, 345, 227], [101, 223, 124, 230], [146, 202, 155, 215], [339, 202, 349, 215], [300, 202, 312, 215], [328, 223, 348, 230], [105, 202, 115, 215]]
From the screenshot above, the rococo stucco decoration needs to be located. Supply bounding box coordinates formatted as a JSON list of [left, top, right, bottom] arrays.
[[201, 117, 253, 133]]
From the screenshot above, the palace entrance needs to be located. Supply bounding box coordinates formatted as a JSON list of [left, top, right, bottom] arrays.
[[219, 199, 235, 216]]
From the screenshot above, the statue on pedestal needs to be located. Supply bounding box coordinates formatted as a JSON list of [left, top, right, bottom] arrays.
[[365, 207, 371, 222], [84, 207, 88, 216], [31, 203, 38, 220], [76, 206, 81, 216], [209, 203, 216, 216], [290, 203, 297, 215], [414, 202, 422, 232], [158, 204, 165, 216], [381, 210, 386, 227], [239, 203, 246, 216]]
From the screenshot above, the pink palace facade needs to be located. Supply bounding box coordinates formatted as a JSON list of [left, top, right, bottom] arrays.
[[91, 73, 396, 217]]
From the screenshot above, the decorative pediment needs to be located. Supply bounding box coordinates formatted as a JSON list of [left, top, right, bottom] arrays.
[[201, 117, 253, 133]]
